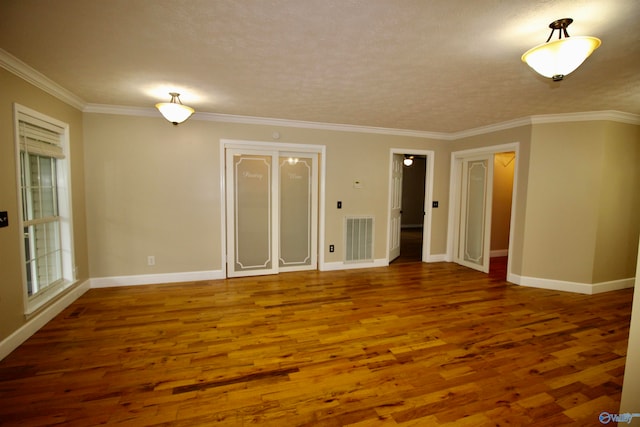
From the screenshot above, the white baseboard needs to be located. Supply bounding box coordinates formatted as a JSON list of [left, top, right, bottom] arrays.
[[512, 274, 635, 295], [591, 277, 636, 294], [0, 280, 90, 361], [320, 258, 388, 271], [426, 253, 447, 262], [507, 272, 521, 285], [490, 249, 509, 257], [91, 270, 225, 288]]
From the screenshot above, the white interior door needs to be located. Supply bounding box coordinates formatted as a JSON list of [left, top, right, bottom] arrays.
[[389, 153, 403, 262], [456, 155, 493, 272], [226, 149, 279, 277]]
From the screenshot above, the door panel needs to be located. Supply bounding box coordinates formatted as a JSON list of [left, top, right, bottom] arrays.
[[226, 150, 278, 277], [389, 153, 403, 261], [457, 156, 493, 272], [279, 153, 318, 271]]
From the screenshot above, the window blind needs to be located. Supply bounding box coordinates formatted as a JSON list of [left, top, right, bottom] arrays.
[[18, 119, 64, 159]]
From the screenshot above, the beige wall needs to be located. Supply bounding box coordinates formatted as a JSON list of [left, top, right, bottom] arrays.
[[83, 115, 222, 277], [593, 122, 640, 283], [0, 68, 88, 341], [83, 113, 449, 277], [522, 121, 640, 285], [430, 147, 451, 254]]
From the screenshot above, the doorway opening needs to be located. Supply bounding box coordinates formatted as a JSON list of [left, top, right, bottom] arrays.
[[387, 149, 434, 264], [447, 143, 518, 280], [489, 152, 516, 280], [397, 155, 426, 264]]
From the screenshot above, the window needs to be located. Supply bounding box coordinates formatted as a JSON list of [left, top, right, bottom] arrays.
[[15, 104, 75, 314]]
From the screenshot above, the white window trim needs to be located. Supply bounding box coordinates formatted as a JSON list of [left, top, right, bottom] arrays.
[[14, 104, 76, 315]]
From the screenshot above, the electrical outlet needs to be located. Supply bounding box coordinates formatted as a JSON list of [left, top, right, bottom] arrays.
[[147, 256, 155, 266], [329, 245, 335, 253]]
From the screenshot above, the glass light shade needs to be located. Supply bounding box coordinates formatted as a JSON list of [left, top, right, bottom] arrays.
[[521, 36, 601, 80], [403, 157, 413, 166], [155, 102, 195, 125]]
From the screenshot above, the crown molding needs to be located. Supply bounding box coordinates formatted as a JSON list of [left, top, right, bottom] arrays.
[[84, 103, 448, 139], [447, 117, 534, 140], [530, 110, 640, 126], [83, 103, 159, 117], [0, 48, 86, 111], [83, 105, 640, 140], [194, 111, 450, 139], [4, 48, 639, 139], [447, 110, 640, 140]]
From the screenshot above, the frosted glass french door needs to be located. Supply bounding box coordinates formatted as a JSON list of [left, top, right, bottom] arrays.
[[226, 150, 278, 277], [279, 153, 318, 272], [456, 155, 493, 273], [226, 149, 317, 277]]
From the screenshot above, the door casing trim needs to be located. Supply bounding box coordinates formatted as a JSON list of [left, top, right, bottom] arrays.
[[446, 142, 520, 279]]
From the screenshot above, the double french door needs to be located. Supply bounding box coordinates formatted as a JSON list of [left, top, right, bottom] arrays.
[[225, 148, 318, 277]]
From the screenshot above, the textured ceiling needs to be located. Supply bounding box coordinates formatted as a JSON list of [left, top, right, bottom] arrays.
[[1, 0, 639, 133]]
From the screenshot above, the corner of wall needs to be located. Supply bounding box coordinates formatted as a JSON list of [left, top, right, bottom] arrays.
[[0, 280, 90, 361]]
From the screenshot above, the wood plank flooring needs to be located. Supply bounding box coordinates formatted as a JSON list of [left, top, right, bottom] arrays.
[[0, 260, 633, 426]]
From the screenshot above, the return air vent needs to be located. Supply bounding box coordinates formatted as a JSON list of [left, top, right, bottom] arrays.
[[344, 216, 374, 263]]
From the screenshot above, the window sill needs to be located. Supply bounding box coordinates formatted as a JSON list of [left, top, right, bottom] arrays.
[[25, 279, 80, 319]]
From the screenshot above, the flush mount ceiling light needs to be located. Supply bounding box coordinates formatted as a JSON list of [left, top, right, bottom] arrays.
[[155, 92, 195, 125], [403, 155, 414, 167], [521, 18, 601, 81]]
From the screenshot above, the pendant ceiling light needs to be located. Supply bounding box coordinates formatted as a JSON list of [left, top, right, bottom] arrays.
[[155, 92, 195, 125], [521, 18, 601, 81]]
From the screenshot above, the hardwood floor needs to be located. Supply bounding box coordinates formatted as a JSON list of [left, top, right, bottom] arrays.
[[0, 261, 633, 426]]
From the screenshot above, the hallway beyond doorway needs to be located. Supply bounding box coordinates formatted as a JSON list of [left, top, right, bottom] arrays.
[[392, 228, 423, 264]]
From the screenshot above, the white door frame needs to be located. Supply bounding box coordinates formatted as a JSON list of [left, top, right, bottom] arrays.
[[220, 139, 326, 278], [446, 142, 519, 278], [387, 148, 435, 263]]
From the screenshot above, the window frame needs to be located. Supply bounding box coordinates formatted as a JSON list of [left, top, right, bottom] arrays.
[[14, 104, 76, 315]]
